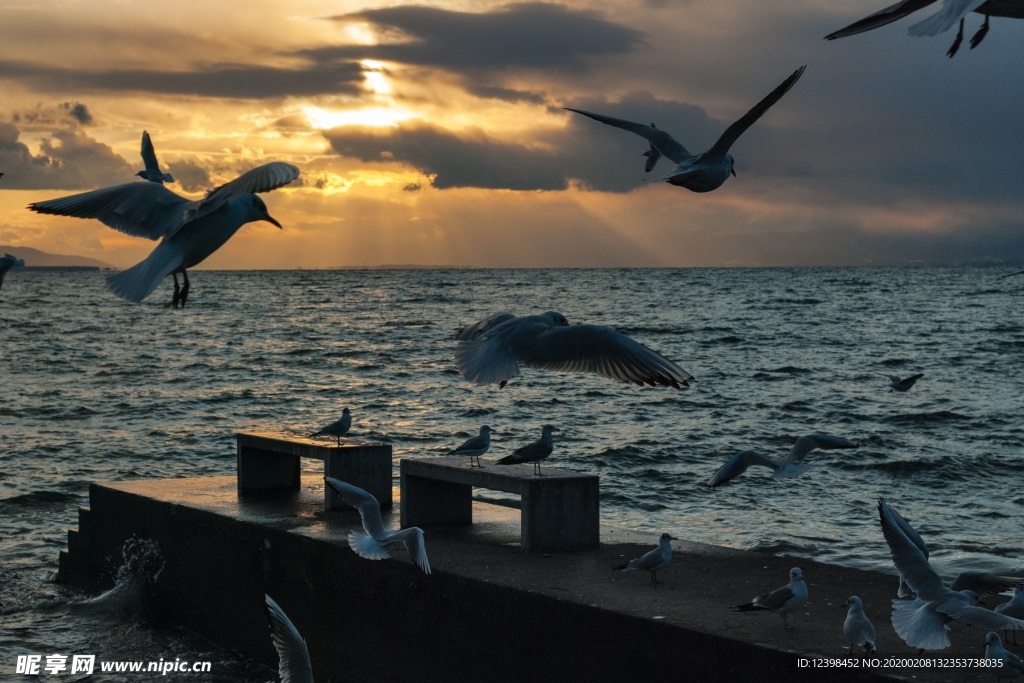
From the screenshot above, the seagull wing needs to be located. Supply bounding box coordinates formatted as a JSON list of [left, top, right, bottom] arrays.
[[565, 108, 693, 164], [703, 66, 806, 164], [456, 311, 517, 340], [755, 583, 796, 611], [184, 161, 299, 225], [878, 499, 947, 601], [498, 438, 551, 464], [390, 527, 431, 575], [324, 477, 388, 540], [519, 323, 694, 388], [28, 182, 191, 240], [264, 595, 315, 683], [825, 0, 937, 39], [940, 601, 1024, 631], [450, 433, 489, 455], [908, 0, 987, 36], [707, 450, 777, 487], [140, 131, 162, 174], [950, 571, 1024, 598], [780, 433, 858, 466]]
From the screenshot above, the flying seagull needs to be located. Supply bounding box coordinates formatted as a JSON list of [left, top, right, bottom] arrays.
[[825, 0, 1024, 57], [455, 311, 693, 389], [324, 476, 430, 575], [614, 532, 677, 585], [312, 408, 351, 446], [137, 131, 174, 184], [843, 596, 878, 654], [29, 161, 298, 307], [734, 567, 809, 629], [447, 425, 493, 468], [878, 498, 1024, 650], [0, 253, 25, 291], [565, 66, 805, 192], [707, 433, 858, 487], [264, 595, 315, 683], [880, 373, 924, 392], [496, 425, 558, 476]]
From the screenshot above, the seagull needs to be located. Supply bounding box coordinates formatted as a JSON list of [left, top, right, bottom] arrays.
[[565, 66, 805, 193], [880, 373, 924, 392], [879, 498, 1022, 600], [455, 311, 693, 389], [447, 425, 493, 468], [733, 567, 808, 629], [613, 532, 677, 585], [878, 498, 1024, 650], [0, 253, 25, 291], [706, 433, 858, 487], [265, 595, 315, 683], [28, 161, 298, 307], [995, 586, 1024, 644], [843, 596, 878, 654], [312, 408, 351, 446], [985, 632, 1024, 680], [825, 0, 1024, 57], [137, 131, 174, 184], [495, 425, 558, 476], [324, 476, 430, 575]]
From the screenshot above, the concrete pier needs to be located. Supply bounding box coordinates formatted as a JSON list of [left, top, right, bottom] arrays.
[[57, 476, 1005, 683]]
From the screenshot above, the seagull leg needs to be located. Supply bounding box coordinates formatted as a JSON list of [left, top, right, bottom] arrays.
[[499, 380, 507, 389], [947, 18, 965, 57], [172, 273, 182, 308], [179, 270, 191, 307], [970, 12, 990, 50]]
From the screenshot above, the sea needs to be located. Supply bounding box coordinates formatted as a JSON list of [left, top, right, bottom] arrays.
[[2, 267, 1023, 680]]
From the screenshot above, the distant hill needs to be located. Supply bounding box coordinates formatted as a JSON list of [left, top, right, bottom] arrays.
[[0, 246, 112, 269]]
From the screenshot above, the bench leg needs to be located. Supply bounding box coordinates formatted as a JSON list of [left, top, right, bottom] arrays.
[[325, 447, 393, 510], [401, 474, 472, 528], [521, 479, 600, 553], [237, 446, 300, 493]]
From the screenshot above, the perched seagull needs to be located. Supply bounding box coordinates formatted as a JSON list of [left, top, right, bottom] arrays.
[[496, 425, 558, 476], [843, 596, 878, 654], [28, 161, 298, 307], [447, 425, 493, 468], [880, 373, 924, 392], [985, 632, 1024, 680], [707, 433, 858, 487], [137, 131, 174, 184], [312, 408, 351, 446], [878, 498, 1024, 650], [879, 499, 1022, 600], [995, 586, 1024, 645], [264, 595, 315, 683], [614, 532, 677, 585], [0, 253, 25, 291], [565, 66, 805, 193], [324, 476, 430, 575], [734, 567, 809, 629], [825, 0, 1024, 57], [455, 311, 693, 389]]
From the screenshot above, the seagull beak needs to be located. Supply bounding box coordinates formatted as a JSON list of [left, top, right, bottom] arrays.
[[730, 168, 737, 178], [264, 214, 283, 229]]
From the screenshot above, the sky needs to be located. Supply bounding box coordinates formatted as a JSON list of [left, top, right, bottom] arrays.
[[0, 0, 1021, 268]]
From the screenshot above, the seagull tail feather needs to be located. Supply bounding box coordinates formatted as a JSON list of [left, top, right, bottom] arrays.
[[106, 243, 183, 302], [347, 531, 391, 561]]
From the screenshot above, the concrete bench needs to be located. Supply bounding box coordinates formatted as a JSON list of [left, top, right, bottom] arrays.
[[236, 431, 392, 509], [400, 459, 599, 553]]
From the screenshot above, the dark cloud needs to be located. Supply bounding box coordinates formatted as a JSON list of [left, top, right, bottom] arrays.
[[63, 102, 93, 125], [0, 59, 363, 99], [308, 3, 643, 73], [165, 159, 212, 194], [0, 121, 134, 190]]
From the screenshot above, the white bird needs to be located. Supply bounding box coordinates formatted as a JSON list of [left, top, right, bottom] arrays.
[[495, 425, 558, 476], [137, 131, 174, 184], [707, 433, 858, 487], [734, 567, 809, 629], [565, 66, 805, 193], [28, 161, 299, 307], [843, 596, 878, 654], [447, 425, 493, 468], [264, 594, 315, 683], [614, 532, 677, 585], [995, 586, 1024, 644], [825, 0, 1024, 57], [324, 476, 430, 575], [312, 408, 351, 445], [0, 253, 25, 291], [455, 311, 693, 389], [880, 373, 924, 392], [985, 632, 1024, 680], [878, 498, 1024, 650]]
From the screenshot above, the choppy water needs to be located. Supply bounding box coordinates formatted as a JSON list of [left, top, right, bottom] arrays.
[[2, 267, 1023, 677]]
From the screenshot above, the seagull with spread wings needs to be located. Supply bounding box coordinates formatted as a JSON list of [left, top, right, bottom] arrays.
[[707, 433, 858, 487], [136, 131, 174, 184]]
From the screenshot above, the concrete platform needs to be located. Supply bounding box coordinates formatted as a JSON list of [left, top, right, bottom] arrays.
[[57, 476, 1010, 682]]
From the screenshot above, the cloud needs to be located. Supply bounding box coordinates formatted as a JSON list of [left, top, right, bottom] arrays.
[[0, 59, 364, 99], [64, 102, 93, 125], [0, 121, 134, 190]]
